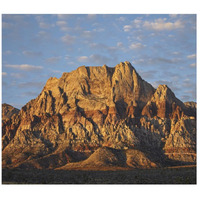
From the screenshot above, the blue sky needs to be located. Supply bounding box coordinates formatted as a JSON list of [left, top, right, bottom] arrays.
[[2, 14, 196, 109]]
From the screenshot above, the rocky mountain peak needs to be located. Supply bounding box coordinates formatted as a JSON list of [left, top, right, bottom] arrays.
[[115, 61, 133, 71], [2, 103, 20, 121], [2, 61, 196, 169], [152, 84, 176, 103], [141, 84, 186, 119]]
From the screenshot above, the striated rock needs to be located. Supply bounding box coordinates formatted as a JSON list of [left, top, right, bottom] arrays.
[[2, 103, 20, 121], [2, 61, 196, 169], [2, 104, 21, 150], [184, 101, 196, 118], [141, 85, 185, 119]]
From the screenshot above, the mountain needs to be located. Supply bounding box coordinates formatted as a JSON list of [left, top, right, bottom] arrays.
[[2, 61, 196, 169], [2, 103, 20, 122]]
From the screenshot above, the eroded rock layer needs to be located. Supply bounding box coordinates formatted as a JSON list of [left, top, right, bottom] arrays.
[[2, 61, 196, 169]]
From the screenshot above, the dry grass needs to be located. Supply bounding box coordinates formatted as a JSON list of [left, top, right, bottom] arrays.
[[2, 165, 196, 184]]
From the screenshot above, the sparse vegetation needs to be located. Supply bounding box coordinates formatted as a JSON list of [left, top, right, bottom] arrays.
[[2, 166, 196, 184]]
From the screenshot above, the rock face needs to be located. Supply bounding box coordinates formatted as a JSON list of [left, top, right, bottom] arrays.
[[2, 61, 196, 169], [2, 103, 20, 122]]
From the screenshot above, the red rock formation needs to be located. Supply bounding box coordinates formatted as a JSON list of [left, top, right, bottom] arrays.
[[2, 62, 196, 169], [141, 85, 186, 119]]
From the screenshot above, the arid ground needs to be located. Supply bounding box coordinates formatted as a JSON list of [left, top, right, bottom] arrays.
[[2, 165, 196, 184]]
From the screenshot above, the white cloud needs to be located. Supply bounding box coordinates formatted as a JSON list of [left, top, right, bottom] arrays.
[[87, 14, 96, 20], [89, 42, 125, 56], [172, 51, 181, 55], [2, 72, 7, 76], [187, 54, 196, 59], [61, 27, 71, 32], [181, 95, 191, 102], [3, 50, 12, 55], [185, 89, 196, 101], [82, 30, 94, 38], [138, 70, 157, 79], [89, 54, 111, 64], [3, 14, 24, 21], [77, 54, 111, 65], [117, 42, 123, 48], [122, 17, 143, 32], [190, 63, 196, 68], [67, 61, 75, 66], [39, 22, 52, 29], [91, 22, 105, 32], [35, 31, 50, 41], [56, 20, 71, 31], [182, 78, 195, 88], [78, 56, 89, 62], [5, 64, 43, 71], [123, 25, 132, 32], [117, 16, 126, 22], [37, 31, 48, 37], [50, 69, 62, 74], [168, 34, 175, 38], [11, 73, 25, 78], [89, 43, 106, 49], [21, 91, 39, 97], [35, 15, 43, 22], [18, 81, 44, 89], [22, 50, 42, 57], [133, 19, 142, 28], [35, 15, 54, 29], [133, 19, 142, 24], [129, 42, 146, 49], [123, 17, 184, 32], [65, 55, 71, 60], [56, 20, 67, 26], [150, 33, 155, 37], [151, 57, 181, 64], [46, 56, 61, 64], [92, 28, 105, 32], [143, 18, 184, 31], [57, 14, 71, 20], [169, 14, 178, 18], [132, 58, 145, 65], [61, 34, 76, 45], [133, 56, 183, 67], [2, 22, 13, 29]]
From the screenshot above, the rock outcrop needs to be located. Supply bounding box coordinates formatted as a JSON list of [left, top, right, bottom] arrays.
[[2, 61, 196, 169], [2, 103, 20, 122], [57, 147, 158, 170]]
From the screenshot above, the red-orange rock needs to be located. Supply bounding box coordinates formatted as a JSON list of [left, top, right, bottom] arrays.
[[2, 62, 196, 169]]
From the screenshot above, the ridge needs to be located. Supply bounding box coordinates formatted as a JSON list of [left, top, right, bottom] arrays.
[[2, 61, 196, 169]]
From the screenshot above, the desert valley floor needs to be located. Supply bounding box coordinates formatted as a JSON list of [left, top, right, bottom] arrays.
[[2, 165, 196, 184]]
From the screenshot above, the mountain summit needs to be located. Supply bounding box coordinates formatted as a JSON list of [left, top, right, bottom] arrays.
[[2, 62, 196, 169]]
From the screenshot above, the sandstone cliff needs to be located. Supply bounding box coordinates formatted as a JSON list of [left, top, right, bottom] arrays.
[[2, 103, 20, 122], [2, 61, 196, 169]]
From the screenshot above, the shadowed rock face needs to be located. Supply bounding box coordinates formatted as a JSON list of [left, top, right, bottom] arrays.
[[2, 62, 196, 169], [141, 85, 185, 119], [2, 103, 20, 121]]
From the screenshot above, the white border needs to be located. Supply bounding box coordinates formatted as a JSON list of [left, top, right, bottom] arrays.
[[1, 1, 199, 200]]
